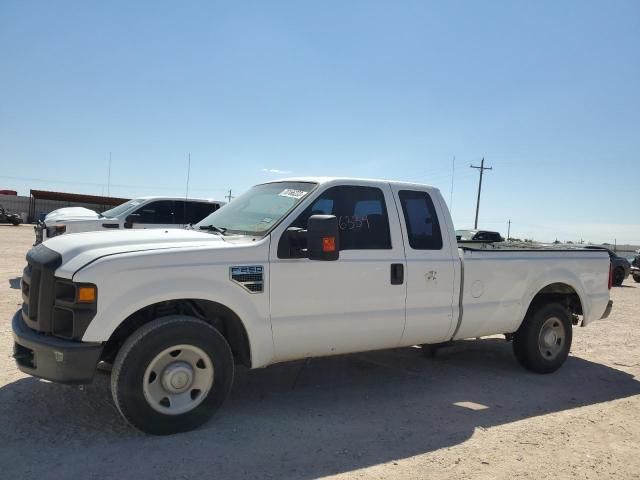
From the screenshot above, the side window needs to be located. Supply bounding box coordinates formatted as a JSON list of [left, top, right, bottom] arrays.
[[134, 200, 175, 224], [186, 202, 219, 224], [173, 201, 186, 224], [398, 190, 443, 250], [293, 186, 391, 250]]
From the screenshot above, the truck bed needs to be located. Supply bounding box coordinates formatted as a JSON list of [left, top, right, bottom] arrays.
[[454, 246, 611, 340]]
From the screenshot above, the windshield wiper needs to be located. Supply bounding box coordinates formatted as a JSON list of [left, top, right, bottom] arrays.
[[199, 224, 228, 235]]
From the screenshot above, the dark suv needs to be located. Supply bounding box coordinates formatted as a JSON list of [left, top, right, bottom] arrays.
[[456, 229, 505, 242], [631, 251, 640, 283], [584, 246, 630, 286]]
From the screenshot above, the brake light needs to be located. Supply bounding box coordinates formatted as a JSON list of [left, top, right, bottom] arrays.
[[608, 263, 613, 290]]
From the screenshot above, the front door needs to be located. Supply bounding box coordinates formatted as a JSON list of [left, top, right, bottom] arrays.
[[269, 182, 407, 362]]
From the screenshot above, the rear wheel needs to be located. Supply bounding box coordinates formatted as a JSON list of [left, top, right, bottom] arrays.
[[633, 274, 640, 283], [513, 302, 572, 373], [612, 267, 625, 287], [111, 315, 234, 435]]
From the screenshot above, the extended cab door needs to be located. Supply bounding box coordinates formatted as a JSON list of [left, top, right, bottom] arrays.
[[390, 186, 457, 345], [269, 182, 407, 362]]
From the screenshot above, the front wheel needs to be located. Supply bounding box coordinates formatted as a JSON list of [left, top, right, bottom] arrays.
[[633, 274, 640, 283], [513, 302, 572, 374], [111, 315, 234, 435]]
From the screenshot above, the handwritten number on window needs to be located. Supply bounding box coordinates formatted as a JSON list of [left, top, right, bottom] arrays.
[[338, 215, 369, 230]]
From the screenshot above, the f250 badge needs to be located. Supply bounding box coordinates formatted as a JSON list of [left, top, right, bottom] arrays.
[[230, 265, 265, 293]]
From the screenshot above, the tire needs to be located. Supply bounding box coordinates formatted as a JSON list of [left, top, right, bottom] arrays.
[[513, 302, 572, 374], [111, 315, 234, 435], [612, 267, 624, 287], [633, 274, 640, 283]]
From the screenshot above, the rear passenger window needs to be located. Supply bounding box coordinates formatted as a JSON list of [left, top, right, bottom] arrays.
[[293, 186, 391, 250], [398, 190, 443, 250]]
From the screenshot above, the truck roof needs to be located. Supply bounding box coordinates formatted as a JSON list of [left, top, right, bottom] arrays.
[[266, 176, 439, 191], [131, 196, 225, 204]]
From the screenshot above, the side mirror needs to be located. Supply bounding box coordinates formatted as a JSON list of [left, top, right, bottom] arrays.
[[307, 215, 339, 261], [124, 213, 141, 229]]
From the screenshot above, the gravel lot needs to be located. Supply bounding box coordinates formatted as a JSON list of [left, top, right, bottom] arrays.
[[1, 224, 639, 479]]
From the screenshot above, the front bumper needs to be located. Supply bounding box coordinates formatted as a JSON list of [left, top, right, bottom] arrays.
[[600, 300, 614, 320], [12, 310, 103, 384]]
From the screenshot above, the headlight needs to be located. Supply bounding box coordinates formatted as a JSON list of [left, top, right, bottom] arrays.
[[53, 280, 97, 339], [46, 224, 67, 237]]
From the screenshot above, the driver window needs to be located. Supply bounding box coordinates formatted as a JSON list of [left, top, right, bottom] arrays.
[[291, 186, 391, 250], [134, 200, 175, 224]]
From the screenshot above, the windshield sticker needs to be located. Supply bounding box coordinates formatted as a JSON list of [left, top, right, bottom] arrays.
[[262, 217, 273, 223], [278, 189, 307, 199]]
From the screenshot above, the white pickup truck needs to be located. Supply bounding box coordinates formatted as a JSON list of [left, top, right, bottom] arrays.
[[34, 196, 225, 244], [13, 177, 613, 435]]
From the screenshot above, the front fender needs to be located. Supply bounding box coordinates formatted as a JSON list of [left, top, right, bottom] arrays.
[[73, 249, 274, 368]]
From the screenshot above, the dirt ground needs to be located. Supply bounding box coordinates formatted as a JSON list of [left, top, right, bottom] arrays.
[[1, 224, 639, 480]]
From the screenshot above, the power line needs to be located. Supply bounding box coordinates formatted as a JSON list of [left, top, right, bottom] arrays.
[[470, 157, 492, 229]]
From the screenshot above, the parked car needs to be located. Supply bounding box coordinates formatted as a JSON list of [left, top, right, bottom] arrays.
[[34, 196, 225, 244], [631, 251, 640, 283], [456, 229, 504, 242], [13, 177, 612, 434], [0, 205, 23, 225], [583, 246, 630, 286]]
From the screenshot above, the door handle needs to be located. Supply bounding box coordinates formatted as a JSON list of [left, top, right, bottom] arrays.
[[390, 263, 404, 285]]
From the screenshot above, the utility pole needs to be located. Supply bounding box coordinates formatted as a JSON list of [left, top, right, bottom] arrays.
[[225, 189, 234, 203], [470, 157, 492, 229], [185, 153, 191, 199], [107, 152, 112, 197], [507, 219, 511, 240], [449, 156, 455, 212]]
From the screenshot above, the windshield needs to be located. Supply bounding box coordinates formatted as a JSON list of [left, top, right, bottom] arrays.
[[100, 198, 144, 218], [195, 182, 316, 236]]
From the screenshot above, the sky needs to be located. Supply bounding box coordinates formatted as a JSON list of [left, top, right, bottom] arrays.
[[1, 0, 639, 244]]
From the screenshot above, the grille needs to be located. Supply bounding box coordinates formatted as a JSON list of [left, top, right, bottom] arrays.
[[232, 273, 263, 283], [21, 244, 63, 332], [245, 283, 263, 293]]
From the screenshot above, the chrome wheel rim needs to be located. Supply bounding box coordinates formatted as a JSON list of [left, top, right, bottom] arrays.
[[143, 344, 214, 415], [538, 317, 565, 360]]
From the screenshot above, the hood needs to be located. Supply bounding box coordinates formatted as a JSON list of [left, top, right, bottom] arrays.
[[46, 228, 231, 278], [45, 207, 99, 222]]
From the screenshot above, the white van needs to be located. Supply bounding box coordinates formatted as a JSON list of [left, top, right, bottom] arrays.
[[34, 196, 225, 244]]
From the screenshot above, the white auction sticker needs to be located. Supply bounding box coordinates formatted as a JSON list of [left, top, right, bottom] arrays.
[[278, 189, 307, 199]]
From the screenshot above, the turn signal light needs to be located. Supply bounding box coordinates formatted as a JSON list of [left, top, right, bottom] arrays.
[[77, 286, 97, 303], [322, 236, 336, 253]]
